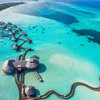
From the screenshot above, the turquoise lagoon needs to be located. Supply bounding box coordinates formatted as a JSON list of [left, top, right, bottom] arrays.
[[0, 0, 100, 100]]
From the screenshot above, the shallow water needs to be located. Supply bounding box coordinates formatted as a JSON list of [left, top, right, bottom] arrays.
[[0, 0, 100, 100]]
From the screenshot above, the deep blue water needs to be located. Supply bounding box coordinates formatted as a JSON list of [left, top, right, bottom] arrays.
[[0, 0, 100, 10], [67, 1, 100, 9]]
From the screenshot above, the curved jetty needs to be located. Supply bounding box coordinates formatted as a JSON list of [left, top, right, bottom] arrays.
[[13, 48, 42, 100], [15, 49, 29, 100], [24, 80, 100, 100], [14, 48, 36, 100], [14, 52, 100, 100], [39, 81, 100, 99]]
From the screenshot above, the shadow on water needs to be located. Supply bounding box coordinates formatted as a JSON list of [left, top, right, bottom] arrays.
[[24, 63, 46, 83], [24, 63, 46, 74], [3, 72, 15, 76], [36, 89, 40, 95], [37, 63, 47, 73]]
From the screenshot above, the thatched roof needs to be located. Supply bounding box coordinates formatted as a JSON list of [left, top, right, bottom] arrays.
[[22, 32, 27, 36], [2, 59, 15, 74], [13, 60, 26, 68], [0, 21, 5, 25], [2, 24, 7, 29], [9, 31, 13, 35], [26, 58, 39, 69], [7, 22, 12, 25], [13, 60, 26, 72], [22, 85, 36, 97], [12, 44, 19, 50], [11, 37, 17, 41], [30, 54, 40, 60]]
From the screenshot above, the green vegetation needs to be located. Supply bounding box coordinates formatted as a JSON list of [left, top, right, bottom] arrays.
[[0, 2, 24, 11]]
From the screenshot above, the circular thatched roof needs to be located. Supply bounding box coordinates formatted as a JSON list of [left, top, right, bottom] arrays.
[[11, 37, 17, 41], [30, 54, 40, 60], [12, 44, 19, 50], [2, 59, 15, 74], [22, 85, 36, 97], [7, 22, 12, 25], [26, 58, 39, 69]]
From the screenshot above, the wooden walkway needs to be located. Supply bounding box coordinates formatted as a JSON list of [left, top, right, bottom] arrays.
[[15, 49, 30, 100], [25, 80, 100, 100]]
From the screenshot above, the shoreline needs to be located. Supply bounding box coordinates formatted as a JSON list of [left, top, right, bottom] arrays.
[[0, 2, 25, 11]]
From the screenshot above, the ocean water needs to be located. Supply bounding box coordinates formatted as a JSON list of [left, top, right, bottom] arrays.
[[0, 0, 100, 100]]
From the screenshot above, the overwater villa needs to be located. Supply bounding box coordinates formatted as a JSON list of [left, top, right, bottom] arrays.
[[9, 28, 21, 35], [26, 57, 39, 69], [2, 59, 15, 74], [2, 54, 40, 74], [1, 23, 7, 29], [22, 85, 36, 97], [12, 38, 32, 51], [10, 32, 27, 42], [0, 21, 5, 25], [6, 25, 17, 31]]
